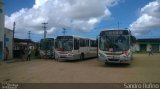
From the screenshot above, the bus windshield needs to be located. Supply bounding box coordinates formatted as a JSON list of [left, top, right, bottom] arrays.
[[99, 35, 129, 52], [56, 38, 73, 51]]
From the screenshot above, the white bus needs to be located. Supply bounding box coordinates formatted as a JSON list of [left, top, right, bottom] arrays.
[[55, 36, 97, 60], [98, 29, 135, 65]]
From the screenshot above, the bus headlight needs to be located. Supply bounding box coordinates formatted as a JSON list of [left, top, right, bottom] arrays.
[[122, 51, 128, 55], [68, 53, 74, 56], [98, 53, 106, 58], [123, 55, 129, 58]]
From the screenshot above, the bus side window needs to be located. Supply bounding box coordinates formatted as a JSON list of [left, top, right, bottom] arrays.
[[80, 39, 85, 47], [90, 40, 94, 47], [86, 40, 89, 47], [84, 40, 87, 47], [88, 40, 90, 46], [55, 41, 58, 48], [91, 40, 97, 47], [74, 39, 79, 50], [94, 41, 97, 47]]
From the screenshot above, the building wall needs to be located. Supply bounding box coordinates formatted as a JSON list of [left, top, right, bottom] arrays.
[[134, 43, 140, 52], [0, 0, 4, 60], [4, 28, 13, 59], [135, 42, 160, 53], [146, 44, 151, 52]]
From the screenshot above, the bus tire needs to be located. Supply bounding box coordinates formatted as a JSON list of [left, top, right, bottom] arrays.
[[80, 53, 84, 60]]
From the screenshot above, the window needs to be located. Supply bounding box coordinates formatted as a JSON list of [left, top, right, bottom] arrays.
[[85, 40, 89, 46], [74, 39, 79, 50], [80, 39, 85, 47], [90, 40, 97, 47], [55, 39, 73, 51]]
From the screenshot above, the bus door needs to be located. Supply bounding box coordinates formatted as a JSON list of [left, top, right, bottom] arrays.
[[73, 38, 80, 58], [86, 39, 90, 57], [90, 40, 97, 57]]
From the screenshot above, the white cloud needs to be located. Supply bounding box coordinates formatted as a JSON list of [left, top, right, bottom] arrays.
[[33, 0, 49, 9], [5, 0, 119, 39], [129, 0, 160, 36], [88, 18, 99, 25]]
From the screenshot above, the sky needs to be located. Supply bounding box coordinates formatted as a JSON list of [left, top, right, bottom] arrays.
[[3, 0, 160, 42]]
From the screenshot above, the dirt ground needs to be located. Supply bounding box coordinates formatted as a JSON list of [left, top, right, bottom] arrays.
[[0, 53, 160, 83]]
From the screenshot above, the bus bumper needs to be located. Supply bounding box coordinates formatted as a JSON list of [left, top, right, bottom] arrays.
[[98, 56, 131, 64], [55, 54, 79, 61]]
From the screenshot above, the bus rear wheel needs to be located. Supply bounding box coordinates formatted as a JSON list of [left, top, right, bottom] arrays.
[[80, 53, 84, 60]]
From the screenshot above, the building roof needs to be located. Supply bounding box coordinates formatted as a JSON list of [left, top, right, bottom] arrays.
[[137, 38, 160, 43], [5, 28, 12, 31], [14, 38, 33, 43]]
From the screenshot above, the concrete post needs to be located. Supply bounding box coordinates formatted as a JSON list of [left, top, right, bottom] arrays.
[[0, 0, 4, 60]]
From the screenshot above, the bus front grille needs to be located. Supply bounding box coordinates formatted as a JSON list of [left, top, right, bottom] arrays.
[[106, 53, 122, 55], [108, 59, 119, 61]]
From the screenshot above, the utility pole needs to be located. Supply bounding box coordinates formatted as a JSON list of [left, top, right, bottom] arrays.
[[42, 22, 48, 39], [62, 28, 67, 36], [28, 31, 31, 40], [13, 22, 16, 39], [12, 22, 16, 59], [27, 31, 31, 48]]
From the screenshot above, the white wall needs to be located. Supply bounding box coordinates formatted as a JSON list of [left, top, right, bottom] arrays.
[[146, 44, 151, 52], [136, 43, 160, 52], [4, 28, 13, 59], [134, 43, 140, 52]]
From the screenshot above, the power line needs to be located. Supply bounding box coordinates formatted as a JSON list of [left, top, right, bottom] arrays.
[[42, 22, 48, 39]]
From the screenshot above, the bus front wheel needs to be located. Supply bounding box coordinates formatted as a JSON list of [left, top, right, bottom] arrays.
[[80, 53, 84, 60]]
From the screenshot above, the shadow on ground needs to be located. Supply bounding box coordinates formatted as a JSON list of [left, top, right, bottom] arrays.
[[99, 63, 132, 68], [59, 57, 97, 63]]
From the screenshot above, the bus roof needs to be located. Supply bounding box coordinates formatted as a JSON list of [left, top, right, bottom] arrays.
[[56, 35, 96, 40], [102, 29, 129, 31]]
